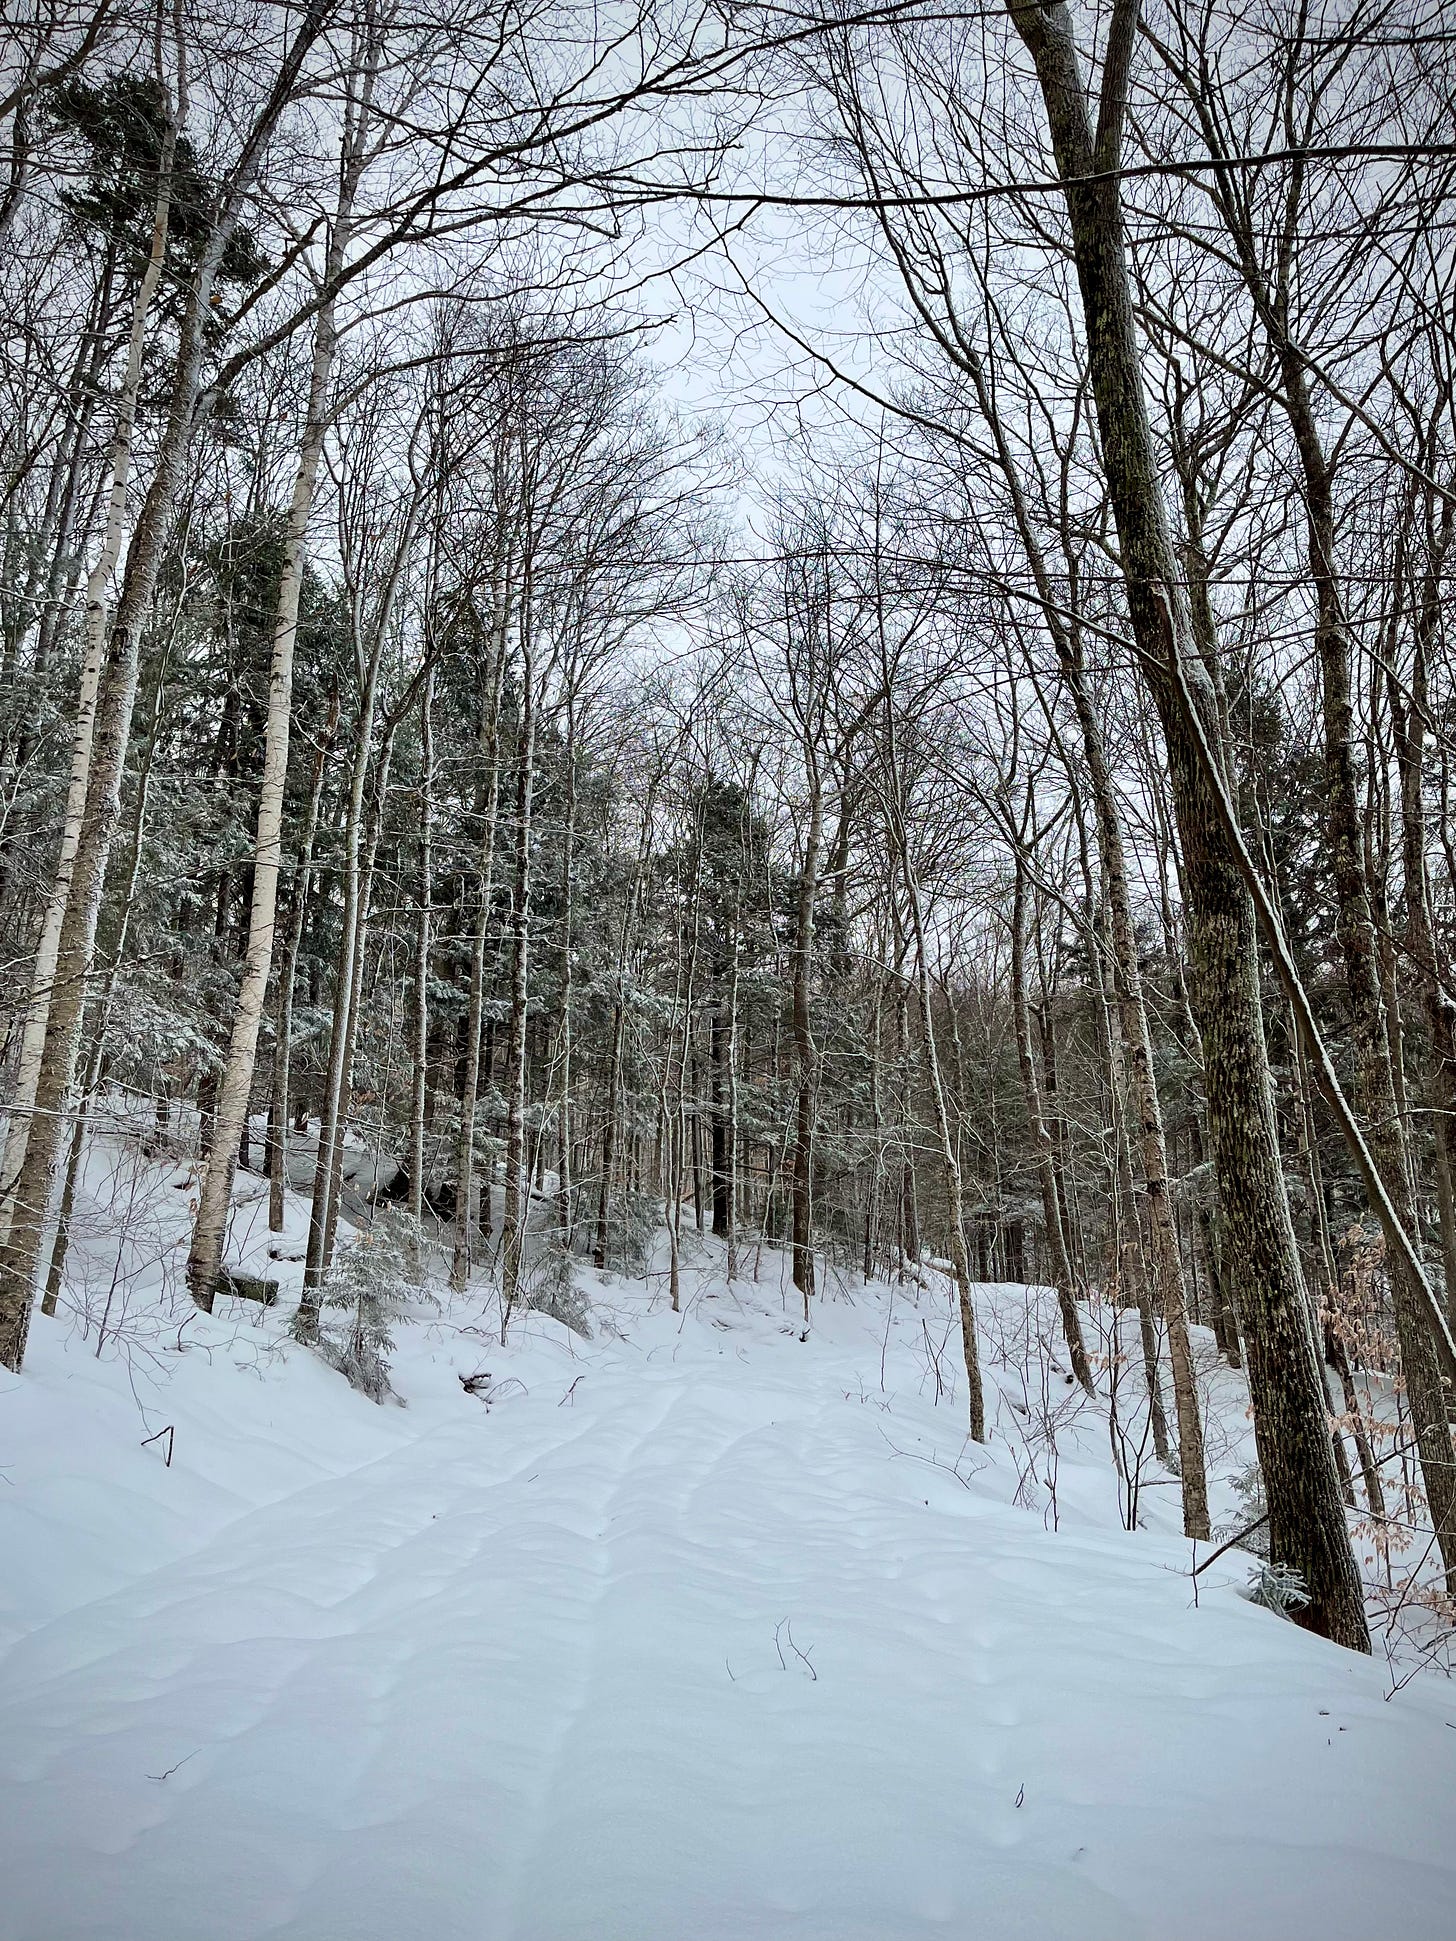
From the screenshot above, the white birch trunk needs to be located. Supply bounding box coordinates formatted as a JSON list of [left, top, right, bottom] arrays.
[[0, 129, 174, 1241], [186, 46, 376, 1302]]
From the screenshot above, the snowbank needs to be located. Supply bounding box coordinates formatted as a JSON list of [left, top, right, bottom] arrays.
[[2, 1147, 1453, 1939]]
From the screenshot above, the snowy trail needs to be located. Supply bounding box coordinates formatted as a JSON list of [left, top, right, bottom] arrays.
[[4, 1275, 1456, 1940]]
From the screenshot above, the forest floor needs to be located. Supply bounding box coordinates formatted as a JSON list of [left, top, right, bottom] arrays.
[[2, 1127, 1455, 1939]]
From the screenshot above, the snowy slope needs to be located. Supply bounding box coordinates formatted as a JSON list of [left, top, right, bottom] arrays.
[[2, 1154, 1454, 1939]]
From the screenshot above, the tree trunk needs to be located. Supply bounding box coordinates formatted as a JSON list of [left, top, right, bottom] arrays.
[[0, 118, 175, 1245], [41, 658, 166, 1317], [0, 5, 326, 1368], [187, 185, 354, 1303], [1066, 655, 1209, 1526], [1269, 325, 1456, 1583], [267, 708, 334, 1231], [1389, 506, 1456, 1325], [409, 667, 435, 1225], [1010, 858, 1095, 1393], [954, 215, 1210, 1531], [1007, 0, 1368, 1647], [791, 783, 824, 1321], [901, 875, 987, 1439], [318, 732, 398, 1282], [724, 922, 742, 1278], [297, 610, 406, 1321], [186, 56, 379, 1300], [554, 701, 579, 1242], [450, 613, 509, 1289], [499, 642, 538, 1332]]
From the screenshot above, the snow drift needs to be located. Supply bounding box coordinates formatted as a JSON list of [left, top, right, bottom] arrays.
[[1, 1143, 1453, 1940]]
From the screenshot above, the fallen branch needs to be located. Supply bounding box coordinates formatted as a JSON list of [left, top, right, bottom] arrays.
[[1192, 1511, 1271, 1578]]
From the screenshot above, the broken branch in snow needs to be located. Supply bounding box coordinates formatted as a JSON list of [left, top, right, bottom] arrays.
[[775, 1619, 817, 1681]]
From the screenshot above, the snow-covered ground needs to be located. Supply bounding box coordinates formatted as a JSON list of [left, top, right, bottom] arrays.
[[2, 1133, 1454, 1939]]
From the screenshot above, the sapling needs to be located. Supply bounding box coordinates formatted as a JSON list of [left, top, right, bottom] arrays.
[[312, 1208, 431, 1403], [1221, 1462, 1273, 1561], [521, 1243, 593, 1339]]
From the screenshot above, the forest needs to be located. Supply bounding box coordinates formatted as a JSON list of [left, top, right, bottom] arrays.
[[2, 1, 1456, 1931]]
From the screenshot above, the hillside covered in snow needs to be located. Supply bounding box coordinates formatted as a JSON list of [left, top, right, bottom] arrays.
[[2, 1137, 1453, 1941]]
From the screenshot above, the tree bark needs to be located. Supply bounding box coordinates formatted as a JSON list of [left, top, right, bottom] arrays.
[[0, 110, 175, 1245], [1010, 858, 1095, 1394], [1007, 0, 1368, 1646], [895, 824, 987, 1440], [297, 493, 420, 1322], [0, 3, 328, 1368], [408, 667, 435, 1225], [791, 782, 823, 1321], [499, 638, 538, 1332], [450, 597, 509, 1289], [187, 66, 371, 1304]]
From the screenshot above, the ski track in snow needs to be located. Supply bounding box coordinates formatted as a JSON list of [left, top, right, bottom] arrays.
[[3, 1202, 1455, 1938]]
